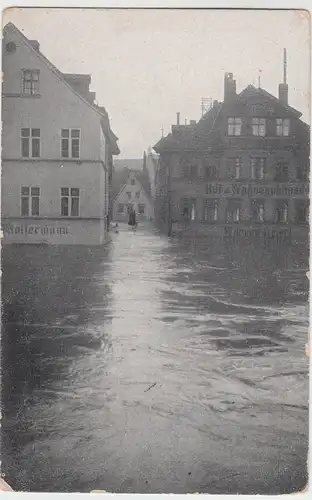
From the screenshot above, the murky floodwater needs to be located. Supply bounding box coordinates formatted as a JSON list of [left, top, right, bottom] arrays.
[[1, 225, 309, 493]]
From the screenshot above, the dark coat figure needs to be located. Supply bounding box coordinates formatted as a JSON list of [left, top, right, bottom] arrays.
[[128, 207, 136, 227]]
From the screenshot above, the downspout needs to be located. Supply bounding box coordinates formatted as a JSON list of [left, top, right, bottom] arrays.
[[167, 159, 172, 237]]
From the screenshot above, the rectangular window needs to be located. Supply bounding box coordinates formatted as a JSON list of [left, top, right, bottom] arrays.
[[251, 199, 265, 222], [21, 186, 29, 216], [228, 117, 242, 136], [21, 128, 40, 158], [131, 178, 136, 185], [203, 199, 218, 222], [138, 204, 145, 214], [228, 158, 242, 180], [71, 188, 80, 216], [203, 165, 217, 180], [135, 191, 140, 199], [226, 200, 241, 223], [275, 161, 289, 182], [61, 129, 80, 159], [275, 201, 288, 223], [276, 118, 290, 136], [61, 187, 79, 216], [182, 164, 198, 179], [250, 158, 266, 180], [22, 69, 40, 95], [252, 118, 266, 136], [296, 165, 309, 182], [295, 202, 309, 223], [126, 192, 132, 201], [21, 186, 40, 216], [180, 198, 196, 218], [181, 198, 189, 217], [117, 203, 124, 214]]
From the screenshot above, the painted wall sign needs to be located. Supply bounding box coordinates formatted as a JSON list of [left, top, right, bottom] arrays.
[[224, 226, 291, 239], [1, 218, 106, 245], [1, 222, 70, 236], [206, 183, 309, 197]]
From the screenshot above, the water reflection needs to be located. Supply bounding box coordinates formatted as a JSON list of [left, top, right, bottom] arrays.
[[1, 231, 309, 494], [2, 245, 113, 490]]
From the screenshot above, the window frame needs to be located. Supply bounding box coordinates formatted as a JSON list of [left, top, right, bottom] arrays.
[[250, 157, 266, 180], [22, 69, 40, 95], [60, 187, 80, 217], [138, 203, 145, 215], [228, 157, 242, 180], [227, 117, 242, 136], [295, 202, 309, 224], [276, 118, 290, 137], [226, 200, 242, 223], [252, 117, 266, 136], [20, 186, 40, 216], [61, 128, 81, 159], [251, 199, 265, 223], [203, 199, 218, 222], [275, 200, 289, 223], [21, 128, 41, 158], [275, 160, 289, 182], [203, 164, 217, 181]]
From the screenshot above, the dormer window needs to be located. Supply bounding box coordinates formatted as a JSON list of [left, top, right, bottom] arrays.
[[276, 118, 290, 136], [22, 69, 40, 95], [252, 118, 266, 136], [228, 117, 242, 136]]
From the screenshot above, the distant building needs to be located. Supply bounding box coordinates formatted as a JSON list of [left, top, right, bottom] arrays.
[[1, 22, 119, 245], [112, 165, 154, 223], [153, 60, 309, 243]]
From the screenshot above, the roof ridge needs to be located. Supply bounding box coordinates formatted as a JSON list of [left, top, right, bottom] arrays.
[[238, 84, 302, 117], [4, 22, 105, 118]]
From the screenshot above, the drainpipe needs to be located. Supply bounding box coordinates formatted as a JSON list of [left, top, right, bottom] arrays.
[[167, 161, 172, 237]]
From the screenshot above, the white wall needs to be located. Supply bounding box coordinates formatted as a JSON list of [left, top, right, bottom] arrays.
[[2, 25, 103, 160], [112, 172, 154, 221], [2, 24, 109, 228], [1, 160, 104, 218]]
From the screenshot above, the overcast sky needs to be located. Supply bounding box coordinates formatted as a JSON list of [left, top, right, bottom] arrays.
[[4, 8, 310, 158]]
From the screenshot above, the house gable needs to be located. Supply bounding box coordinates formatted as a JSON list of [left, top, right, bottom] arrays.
[[2, 22, 104, 160], [113, 170, 154, 219]]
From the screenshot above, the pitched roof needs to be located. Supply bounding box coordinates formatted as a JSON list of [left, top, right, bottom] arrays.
[[3, 22, 119, 154], [153, 103, 222, 152], [154, 82, 308, 153], [112, 167, 151, 202], [239, 85, 302, 118]]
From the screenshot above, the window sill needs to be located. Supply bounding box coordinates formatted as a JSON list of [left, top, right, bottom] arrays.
[[10, 216, 103, 221], [3, 93, 41, 98], [3, 158, 91, 163]]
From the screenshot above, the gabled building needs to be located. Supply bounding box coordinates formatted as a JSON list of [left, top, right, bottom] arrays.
[[153, 59, 309, 242], [112, 166, 154, 223], [1, 22, 119, 245]]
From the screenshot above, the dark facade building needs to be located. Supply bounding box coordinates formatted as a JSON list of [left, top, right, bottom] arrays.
[[153, 68, 309, 243]]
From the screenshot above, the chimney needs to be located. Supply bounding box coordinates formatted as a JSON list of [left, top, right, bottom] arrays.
[[29, 40, 40, 51], [224, 72, 236, 102], [176, 112, 180, 125], [278, 48, 288, 105]]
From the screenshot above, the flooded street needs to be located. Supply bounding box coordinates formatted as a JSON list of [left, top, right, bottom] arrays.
[[1, 225, 309, 494]]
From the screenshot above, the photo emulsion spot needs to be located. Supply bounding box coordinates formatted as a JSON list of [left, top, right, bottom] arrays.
[[0, 7, 310, 494]]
